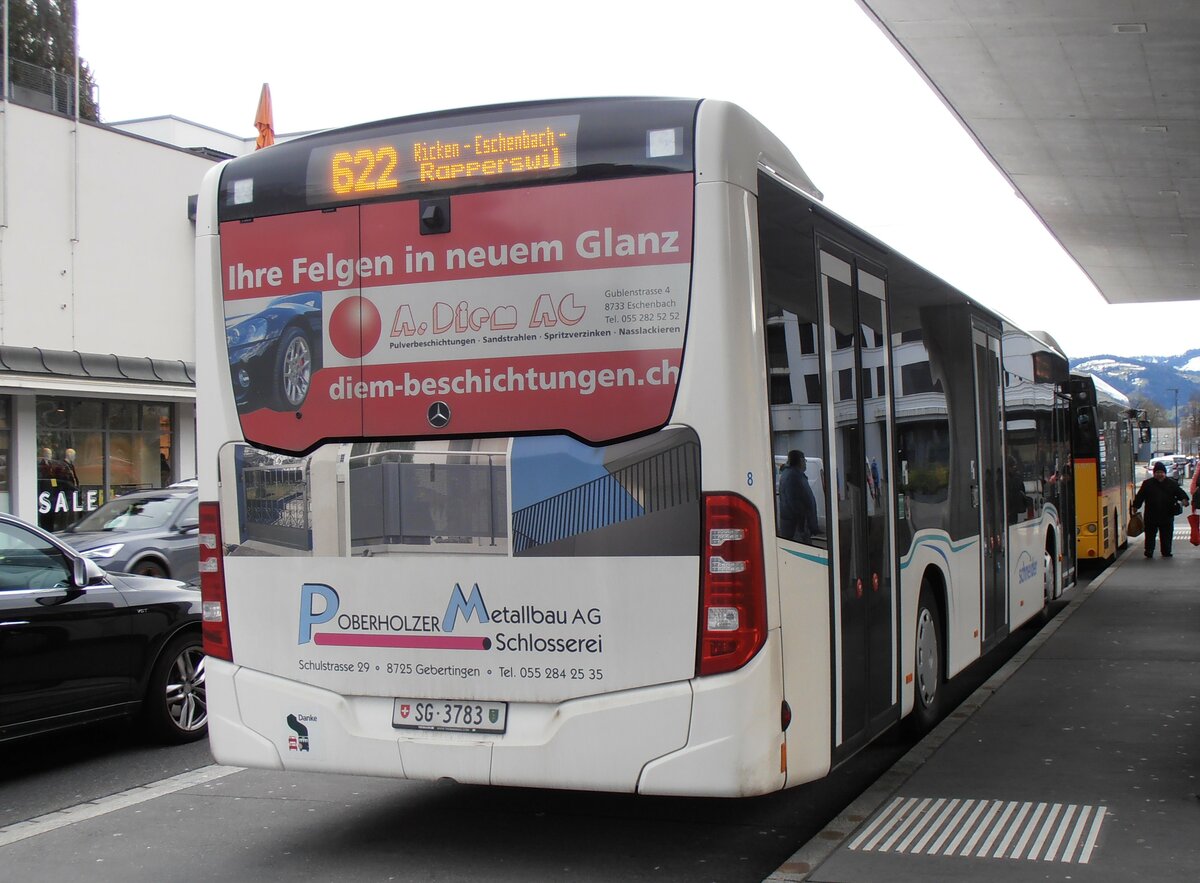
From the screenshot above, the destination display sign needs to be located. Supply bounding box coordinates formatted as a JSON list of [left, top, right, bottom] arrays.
[[304, 115, 579, 203]]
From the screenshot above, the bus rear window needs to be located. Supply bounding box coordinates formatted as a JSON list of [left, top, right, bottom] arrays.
[[220, 174, 695, 454]]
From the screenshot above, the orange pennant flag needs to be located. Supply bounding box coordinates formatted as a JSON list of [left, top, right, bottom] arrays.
[[255, 83, 275, 150]]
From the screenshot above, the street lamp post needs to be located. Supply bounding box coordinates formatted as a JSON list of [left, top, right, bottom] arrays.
[[1167, 387, 1179, 452]]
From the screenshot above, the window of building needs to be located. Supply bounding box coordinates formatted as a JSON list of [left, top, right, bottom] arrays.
[[900, 361, 942, 396], [37, 397, 176, 531], [767, 324, 790, 370], [0, 398, 10, 513], [839, 368, 854, 402], [804, 373, 822, 405], [770, 375, 793, 405], [799, 324, 816, 355]]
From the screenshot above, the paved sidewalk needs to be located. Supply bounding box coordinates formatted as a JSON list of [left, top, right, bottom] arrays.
[[774, 527, 1200, 882]]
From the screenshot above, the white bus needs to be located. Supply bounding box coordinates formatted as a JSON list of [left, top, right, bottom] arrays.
[[195, 98, 1071, 796]]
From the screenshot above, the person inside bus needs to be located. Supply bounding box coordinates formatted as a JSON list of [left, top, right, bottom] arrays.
[[779, 449, 819, 544], [1006, 454, 1031, 523], [1132, 461, 1189, 558]]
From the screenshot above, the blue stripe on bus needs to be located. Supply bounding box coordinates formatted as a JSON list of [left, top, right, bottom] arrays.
[[899, 534, 977, 570], [783, 547, 830, 566]]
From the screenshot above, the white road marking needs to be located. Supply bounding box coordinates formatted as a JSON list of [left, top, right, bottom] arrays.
[[0, 764, 242, 848]]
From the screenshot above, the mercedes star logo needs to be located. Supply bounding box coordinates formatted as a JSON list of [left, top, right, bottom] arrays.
[[427, 401, 451, 428]]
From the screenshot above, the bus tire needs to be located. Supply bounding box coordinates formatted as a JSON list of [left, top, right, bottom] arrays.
[[1043, 546, 1057, 605], [911, 583, 942, 732]]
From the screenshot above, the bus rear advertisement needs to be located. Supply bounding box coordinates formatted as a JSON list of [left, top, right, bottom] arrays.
[[221, 173, 693, 449]]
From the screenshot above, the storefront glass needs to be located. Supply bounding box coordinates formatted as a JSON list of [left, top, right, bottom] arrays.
[[37, 397, 175, 531], [0, 398, 10, 512]]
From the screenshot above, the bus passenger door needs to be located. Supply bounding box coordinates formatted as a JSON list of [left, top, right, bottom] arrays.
[[1053, 386, 1076, 587], [820, 242, 896, 757], [973, 324, 1007, 648]]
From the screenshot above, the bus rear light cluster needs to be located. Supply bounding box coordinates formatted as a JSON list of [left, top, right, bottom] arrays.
[[697, 493, 767, 676], [199, 501, 234, 662]]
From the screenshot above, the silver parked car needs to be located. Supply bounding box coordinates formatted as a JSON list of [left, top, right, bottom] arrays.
[[56, 486, 200, 583]]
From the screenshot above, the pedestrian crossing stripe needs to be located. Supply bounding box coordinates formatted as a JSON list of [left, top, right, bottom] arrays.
[[847, 796, 1106, 864]]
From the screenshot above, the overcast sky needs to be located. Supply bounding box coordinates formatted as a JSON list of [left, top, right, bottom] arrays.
[[77, 0, 1200, 359]]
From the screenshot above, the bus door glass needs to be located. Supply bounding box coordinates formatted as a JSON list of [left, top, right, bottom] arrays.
[[973, 324, 1007, 647], [820, 242, 896, 751], [1053, 385, 1076, 585]]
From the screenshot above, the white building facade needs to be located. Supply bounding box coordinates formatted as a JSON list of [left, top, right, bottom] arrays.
[[0, 93, 235, 530]]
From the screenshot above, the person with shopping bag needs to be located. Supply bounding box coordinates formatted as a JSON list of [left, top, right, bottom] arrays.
[[1190, 463, 1200, 546], [1132, 461, 1190, 558], [1189, 505, 1200, 547]]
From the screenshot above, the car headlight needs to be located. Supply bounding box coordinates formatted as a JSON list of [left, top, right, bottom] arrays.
[[226, 317, 271, 348], [81, 543, 125, 560]]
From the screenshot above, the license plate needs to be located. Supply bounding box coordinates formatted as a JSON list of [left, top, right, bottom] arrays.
[[392, 698, 508, 733]]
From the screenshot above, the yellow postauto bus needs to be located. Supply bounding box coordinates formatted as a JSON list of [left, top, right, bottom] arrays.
[[1069, 373, 1144, 562]]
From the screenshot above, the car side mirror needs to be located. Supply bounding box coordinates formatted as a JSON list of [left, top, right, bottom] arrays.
[[73, 556, 106, 588]]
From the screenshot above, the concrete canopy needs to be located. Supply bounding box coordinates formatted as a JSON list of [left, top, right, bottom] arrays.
[[858, 1, 1200, 305]]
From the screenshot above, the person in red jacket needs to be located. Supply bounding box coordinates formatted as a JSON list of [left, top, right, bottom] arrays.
[[1133, 461, 1190, 558]]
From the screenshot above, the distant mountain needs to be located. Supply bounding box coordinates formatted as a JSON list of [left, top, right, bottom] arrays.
[[1070, 349, 1200, 410]]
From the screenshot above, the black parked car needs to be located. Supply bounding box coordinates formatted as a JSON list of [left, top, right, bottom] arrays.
[[226, 291, 323, 412], [0, 513, 206, 744]]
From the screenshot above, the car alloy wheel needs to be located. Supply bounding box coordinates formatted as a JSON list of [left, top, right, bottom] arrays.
[[280, 329, 312, 408], [147, 635, 208, 743]]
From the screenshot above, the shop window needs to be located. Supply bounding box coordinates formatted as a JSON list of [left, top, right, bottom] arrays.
[[0, 398, 10, 512], [37, 397, 176, 531]]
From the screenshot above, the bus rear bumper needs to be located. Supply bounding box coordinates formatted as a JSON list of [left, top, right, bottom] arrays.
[[205, 658, 702, 791]]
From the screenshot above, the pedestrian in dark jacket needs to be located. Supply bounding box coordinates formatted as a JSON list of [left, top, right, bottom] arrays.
[[778, 450, 819, 543], [1132, 461, 1189, 558]]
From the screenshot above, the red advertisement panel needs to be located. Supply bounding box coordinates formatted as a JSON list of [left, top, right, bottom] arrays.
[[220, 174, 693, 451]]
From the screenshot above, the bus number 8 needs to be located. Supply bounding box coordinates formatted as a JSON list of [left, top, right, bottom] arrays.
[[332, 146, 400, 195]]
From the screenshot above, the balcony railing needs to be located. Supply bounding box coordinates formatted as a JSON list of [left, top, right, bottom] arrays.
[[4, 57, 97, 118]]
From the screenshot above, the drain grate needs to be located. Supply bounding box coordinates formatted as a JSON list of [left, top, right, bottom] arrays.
[[848, 796, 1107, 864]]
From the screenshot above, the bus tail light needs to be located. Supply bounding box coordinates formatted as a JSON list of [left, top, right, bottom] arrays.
[[698, 493, 767, 676], [199, 501, 234, 662]]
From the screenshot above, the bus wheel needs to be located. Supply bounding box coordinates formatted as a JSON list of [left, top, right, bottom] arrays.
[[911, 584, 942, 732]]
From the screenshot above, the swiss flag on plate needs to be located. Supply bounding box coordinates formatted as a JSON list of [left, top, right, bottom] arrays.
[[399, 704, 411, 719]]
